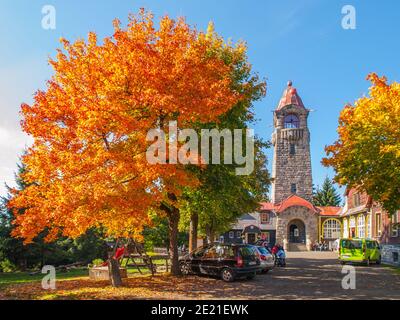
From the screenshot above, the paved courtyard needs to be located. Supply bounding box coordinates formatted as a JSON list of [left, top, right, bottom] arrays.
[[244, 251, 400, 300], [176, 251, 400, 300]]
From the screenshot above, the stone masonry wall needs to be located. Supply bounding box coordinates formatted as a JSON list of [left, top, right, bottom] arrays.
[[276, 206, 318, 251]]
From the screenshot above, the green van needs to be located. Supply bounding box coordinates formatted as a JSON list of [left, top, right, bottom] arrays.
[[339, 238, 381, 265]]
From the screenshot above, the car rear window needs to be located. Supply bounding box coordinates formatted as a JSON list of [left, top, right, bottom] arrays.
[[367, 241, 379, 249], [341, 240, 362, 249], [239, 246, 256, 258]]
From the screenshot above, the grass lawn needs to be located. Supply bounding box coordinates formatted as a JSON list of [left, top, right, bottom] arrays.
[[0, 268, 88, 288], [0, 258, 169, 290]]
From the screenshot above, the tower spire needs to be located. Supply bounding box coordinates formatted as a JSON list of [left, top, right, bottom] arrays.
[[276, 80, 305, 110]]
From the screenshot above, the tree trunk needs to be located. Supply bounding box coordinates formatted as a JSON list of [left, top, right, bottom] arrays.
[[211, 231, 215, 243], [205, 226, 215, 244], [108, 258, 122, 287], [168, 209, 181, 276], [208, 231, 215, 244], [108, 239, 122, 287], [189, 213, 198, 252]]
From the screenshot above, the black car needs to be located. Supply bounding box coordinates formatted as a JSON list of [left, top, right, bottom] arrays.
[[179, 243, 261, 282]]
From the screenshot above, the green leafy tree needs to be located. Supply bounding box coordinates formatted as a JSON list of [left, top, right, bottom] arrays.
[[142, 214, 187, 252], [312, 177, 342, 207], [179, 139, 270, 246], [178, 24, 271, 249]]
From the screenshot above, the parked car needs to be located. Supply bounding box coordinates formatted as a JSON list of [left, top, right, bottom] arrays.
[[339, 238, 381, 266], [179, 243, 261, 282], [254, 246, 275, 273]]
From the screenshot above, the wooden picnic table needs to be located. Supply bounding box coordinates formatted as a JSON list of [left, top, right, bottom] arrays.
[[127, 254, 171, 273]]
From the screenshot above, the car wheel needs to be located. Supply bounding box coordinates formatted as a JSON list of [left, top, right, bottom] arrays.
[[221, 268, 235, 282], [376, 256, 381, 265], [340, 261, 345, 265], [180, 262, 190, 275], [246, 272, 256, 280]]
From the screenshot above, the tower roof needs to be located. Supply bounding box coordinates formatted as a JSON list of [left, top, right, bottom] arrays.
[[276, 81, 305, 110]]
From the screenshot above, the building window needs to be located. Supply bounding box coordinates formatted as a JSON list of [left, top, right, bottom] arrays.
[[353, 193, 361, 207], [291, 183, 297, 194], [284, 114, 300, 129], [391, 212, 399, 237], [367, 213, 372, 238], [229, 231, 234, 239], [357, 215, 366, 238], [375, 213, 382, 237], [323, 219, 341, 239], [236, 231, 242, 238], [349, 216, 356, 238], [260, 212, 270, 224], [290, 144, 296, 155], [343, 218, 349, 238]]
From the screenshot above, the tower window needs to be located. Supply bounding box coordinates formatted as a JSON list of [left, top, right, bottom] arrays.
[[291, 183, 297, 194], [284, 114, 300, 129], [290, 144, 296, 155]]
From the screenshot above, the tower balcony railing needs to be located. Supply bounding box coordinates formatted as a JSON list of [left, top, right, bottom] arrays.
[[279, 128, 304, 141]]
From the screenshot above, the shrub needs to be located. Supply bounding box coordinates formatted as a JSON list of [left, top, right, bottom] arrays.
[[0, 259, 17, 273], [92, 258, 104, 266]]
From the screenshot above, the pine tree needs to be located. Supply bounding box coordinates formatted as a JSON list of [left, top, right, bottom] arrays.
[[312, 177, 342, 207]]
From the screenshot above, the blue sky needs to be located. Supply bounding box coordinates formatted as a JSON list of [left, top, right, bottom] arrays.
[[1, 0, 400, 198]]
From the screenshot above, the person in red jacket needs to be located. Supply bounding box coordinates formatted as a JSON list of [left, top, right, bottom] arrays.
[[114, 246, 125, 261], [100, 246, 126, 267]]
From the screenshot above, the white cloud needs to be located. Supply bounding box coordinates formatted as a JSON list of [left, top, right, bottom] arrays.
[[0, 125, 33, 196], [0, 56, 49, 197]]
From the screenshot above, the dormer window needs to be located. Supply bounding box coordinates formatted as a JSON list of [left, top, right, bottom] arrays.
[[260, 212, 270, 224], [353, 192, 361, 207], [284, 114, 300, 129]]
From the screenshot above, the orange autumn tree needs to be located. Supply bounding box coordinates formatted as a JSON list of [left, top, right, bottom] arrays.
[[323, 73, 400, 215], [9, 10, 241, 282]]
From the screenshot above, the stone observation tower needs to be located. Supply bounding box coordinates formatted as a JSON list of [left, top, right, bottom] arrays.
[[271, 81, 313, 204]]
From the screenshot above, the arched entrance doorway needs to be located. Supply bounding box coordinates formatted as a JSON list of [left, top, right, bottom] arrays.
[[288, 219, 306, 244]]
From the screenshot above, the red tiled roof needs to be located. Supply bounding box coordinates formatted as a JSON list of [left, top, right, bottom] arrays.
[[277, 81, 306, 110], [317, 206, 342, 216], [276, 195, 319, 214], [259, 202, 277, 211], [260, 197, 340, 216]]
